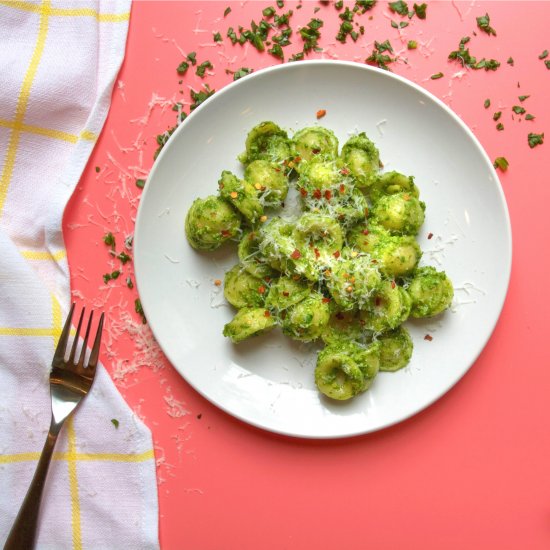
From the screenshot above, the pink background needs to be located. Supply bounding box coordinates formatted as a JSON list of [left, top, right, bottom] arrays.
[[64, 2, 550, 548]]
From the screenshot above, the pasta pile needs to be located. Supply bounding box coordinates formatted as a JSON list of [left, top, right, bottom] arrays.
[[185, 122, 453, 400]]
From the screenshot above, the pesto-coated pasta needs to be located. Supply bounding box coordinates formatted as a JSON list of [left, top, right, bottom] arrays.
[[185, 121, 454, 402]]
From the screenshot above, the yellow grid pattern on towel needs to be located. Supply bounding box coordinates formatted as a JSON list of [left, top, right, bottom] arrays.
[[0, 0, 130, 217], [0, 3, 157, 547]]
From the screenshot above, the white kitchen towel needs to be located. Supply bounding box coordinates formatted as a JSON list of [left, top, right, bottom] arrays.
[[0, 1, 159, 548]]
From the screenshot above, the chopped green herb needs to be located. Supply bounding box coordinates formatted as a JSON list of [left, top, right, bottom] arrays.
[[336, 7, 358, 43], [448, 36, 500, 71], [187, 52, 197, 66], [525, 114, 535, 121], [299, 18, 324, 53], [476, 13, 496, 36], [289, 51, 305, 62], [233, 67, 253, 80], [124, 235, 133, 249], [399, 21, 409, 28], [354, 0, 376, 13], [484, 98, 490, 108], [103, 270, 120, 284], [528, 132, 544, 148], [118, 251, 131, 265], [268, 43, 284, 59], [103, 232, 115, 248], [538, 49, 548, 59], [135, 298, 147, 323], [95, 166, 100, 173], [413, 2, 427, 19], [136, 179, 145, 189], [545, 60, 550, 70], [196, 60, 213, 78], [366, 40, 394, 70], [190, 85, 215, 110], [518, 95, 529, 102], [126, 277, 134, 289], [507, 57, 514, 65], [389, 0, 408, 16], [262, 6, 276, 17], [430, 72, 444, 80], [493, 111, 501, 121], [496, 123, 504, 131], [493, 157, 509, 171], [111, 418, 120, 429], [391, 20, 398, 29], [335, 0, 344, 9], [512, 105, 526, 115], [407, 40, 417, 49], [213, 32, 222, 42], [277, 0, 284, 7], [224, 6, 231, 16], [111, 270, 120, 280], [176, 61, 189, 75]]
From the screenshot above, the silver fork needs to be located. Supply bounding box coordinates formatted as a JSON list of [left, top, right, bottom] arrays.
[[3, 304, 104, 550]]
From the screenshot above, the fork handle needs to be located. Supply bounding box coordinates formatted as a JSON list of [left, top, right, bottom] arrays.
[[3, 418, 62, 550]]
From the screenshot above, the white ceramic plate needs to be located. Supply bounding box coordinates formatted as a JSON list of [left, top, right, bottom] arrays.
[[134, 61, 511, 439]]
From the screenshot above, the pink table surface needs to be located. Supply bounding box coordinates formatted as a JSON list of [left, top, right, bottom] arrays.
[[64, 1, 550, 548]]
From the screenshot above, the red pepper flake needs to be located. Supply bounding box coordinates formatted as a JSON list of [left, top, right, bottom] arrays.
[[359, 319, 366, 326], [322, 297, 331, 303], [258, 285, 266, 294], [324, 190, 332, 200], [403, 194, 411, 201], [375, 296, 382, 307], [221, 230, 231, 237], [333, 250, 340, 259], [294, 156, 301, 164], [314, 248, 320, 259], [312, 148, 321, 155], [340, 168, 350, 176], [364, 207, 369, 216], [391, 280, 396, 289], [274, 167, 281, 172], [339, 184, 346, 193], [290, 249, 301, 260], [264, 310, 271, 318], [362, 229, 369, 236], [299, 187, 308, 197], [264, 276, 271, 283], [371, 259, 378, 264], [313, 189, 322, 199], [424, 334, 433, 341], [428, 232, 434, 240], [316, 109, 327, 119], [214, 279, 222, 286], [282, 291, 290, 297], [230, 191, 238, 199]]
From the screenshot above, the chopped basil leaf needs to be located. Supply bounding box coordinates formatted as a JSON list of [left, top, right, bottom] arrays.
[[399, 21, 409, 28], [525, 114, 535, 121], [95, 166, 100, 173], [538, 49, 548, 59], [413, 2, 427, 19], [135, 299, 147, 323], [407, 40, 417, 49], [493, 111, 501, 121], [136, 179, 145, 189], [391, 20, 398, 28], [528, 132, 544, 148], [518, 95, 529, 102], [484, 98, 490, 108], [213, 32, 222, 42], [493, 157, 509, 171], [118, 251, 131, 264], [545, 60, 550, 70], [186, 52, 197, 65], [507, 57, 514, 65], [299, 18, 324, 52], [476, 13, 496, 36], [512, 105, 526, 115], [103, 232, 115, 248], [126, 277, 134, 289], [196, 60, 213, 78], [233, 67, 253, 80], [430, 72, 444, 80], [496, 123, 504, 131], [111, 419, 120, 429], [389, 1, 408, 16], [224, 6, 231, 16], [262, 6, 276, 17], [176, 61, 189, 75], [335, 0, 344, 9], [277, 0, 284, 7], [190, 85, 215, 110], [448, 36, 500, 71]]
